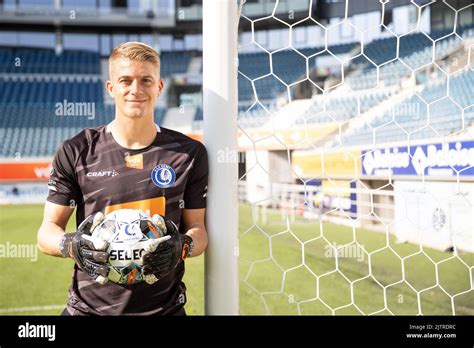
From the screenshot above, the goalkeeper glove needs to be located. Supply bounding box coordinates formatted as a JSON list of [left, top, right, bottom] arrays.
[[59, 212, 110, 285], [141, 215, 194, 285]]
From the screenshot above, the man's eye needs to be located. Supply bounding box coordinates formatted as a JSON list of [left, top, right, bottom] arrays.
[[120, 79, 130, 83], [143, 79, 152, 83]]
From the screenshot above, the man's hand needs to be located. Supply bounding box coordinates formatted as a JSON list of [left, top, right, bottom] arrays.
[[59, 212, 110, 285], [141, 215, 193, 285]]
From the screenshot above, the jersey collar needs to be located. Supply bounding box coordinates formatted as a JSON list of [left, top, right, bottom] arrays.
[[106, 121, 161, 133]]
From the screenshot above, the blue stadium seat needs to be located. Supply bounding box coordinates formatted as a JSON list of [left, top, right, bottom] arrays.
[[160, 51, 194, 77], [238, 42, 357, 103], [333, 68, 473, 147], [0, 102, 168, 157], [0, 47, 100, 74]]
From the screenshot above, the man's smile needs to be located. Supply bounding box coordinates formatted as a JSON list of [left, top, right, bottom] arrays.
[[126, 99, 148, 104]]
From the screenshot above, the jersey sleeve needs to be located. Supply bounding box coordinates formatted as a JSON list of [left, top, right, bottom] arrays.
[[183, 143, 208, 209], [46, 141, 82, 206]]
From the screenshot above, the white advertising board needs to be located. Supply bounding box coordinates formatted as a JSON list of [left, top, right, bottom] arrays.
[[394, 181, 473, 252]]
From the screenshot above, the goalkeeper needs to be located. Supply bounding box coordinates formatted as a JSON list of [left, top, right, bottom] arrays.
[[37, 42, 208, 316]]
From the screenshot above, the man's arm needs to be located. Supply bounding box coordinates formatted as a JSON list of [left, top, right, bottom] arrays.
[[37, 201, 75, 257], [182, 208, 208, 257]]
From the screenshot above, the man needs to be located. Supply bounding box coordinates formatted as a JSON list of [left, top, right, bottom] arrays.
[[37, 42, 208, 316]]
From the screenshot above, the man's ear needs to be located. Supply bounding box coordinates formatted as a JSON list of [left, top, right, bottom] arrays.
[[105, 80, 114, 98], [157, 79, 164, 97]]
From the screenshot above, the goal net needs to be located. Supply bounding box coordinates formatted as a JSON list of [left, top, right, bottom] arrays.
[[235, 0, 474, 315]]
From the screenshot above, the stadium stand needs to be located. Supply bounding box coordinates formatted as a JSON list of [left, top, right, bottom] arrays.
[[0, 76, 103, 103], [0, 102, 166, 157], [0, 46, 100, 74], [1, 23, 473, 157], [160, 51, 195, 77], [238, 42, 357, 102], [329, 68, 474, 147], [0, 44, 175, 157]]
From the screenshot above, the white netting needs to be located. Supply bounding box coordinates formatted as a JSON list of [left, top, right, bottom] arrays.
[[237, 0, 473, 315]]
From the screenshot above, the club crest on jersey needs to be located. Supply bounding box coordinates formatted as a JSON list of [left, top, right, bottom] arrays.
[[151, 164, 176, 188]]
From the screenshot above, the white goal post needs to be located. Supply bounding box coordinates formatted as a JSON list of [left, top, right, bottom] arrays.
[[203, 0, 239, 315]]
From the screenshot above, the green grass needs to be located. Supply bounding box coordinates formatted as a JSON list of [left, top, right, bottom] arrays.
[[0, 204, 472, 315]]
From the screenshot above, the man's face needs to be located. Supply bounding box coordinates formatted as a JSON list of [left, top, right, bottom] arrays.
[[106, 58, 163, 119]]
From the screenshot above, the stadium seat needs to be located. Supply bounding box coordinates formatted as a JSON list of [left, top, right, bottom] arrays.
[[0, 46, 100, 74]]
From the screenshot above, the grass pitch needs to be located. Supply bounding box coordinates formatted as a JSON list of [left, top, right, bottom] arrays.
[[0, 204, 472, 315]]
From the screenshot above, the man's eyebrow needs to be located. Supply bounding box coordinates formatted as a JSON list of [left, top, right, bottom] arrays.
[[117, 75, 155, 79]]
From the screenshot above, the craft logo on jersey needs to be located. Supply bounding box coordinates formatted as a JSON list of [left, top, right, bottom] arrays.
[[151, 164, 176, 188], [125, 154, 143, 170], [86, 170, 119, 177]]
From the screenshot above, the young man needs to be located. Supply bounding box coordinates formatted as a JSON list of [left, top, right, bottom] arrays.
[[37, 42, 208, 315]]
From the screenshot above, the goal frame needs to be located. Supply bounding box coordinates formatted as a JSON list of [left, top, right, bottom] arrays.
[[203, 0, 239, 315]]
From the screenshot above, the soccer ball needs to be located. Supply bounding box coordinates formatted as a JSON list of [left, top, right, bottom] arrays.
[[91, 209, 165, 285]]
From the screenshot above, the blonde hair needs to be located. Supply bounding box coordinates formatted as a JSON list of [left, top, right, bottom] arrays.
[[109, 41, 161, 72]]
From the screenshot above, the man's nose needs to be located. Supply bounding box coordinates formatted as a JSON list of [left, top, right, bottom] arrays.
[[130, 79, 142, 95]]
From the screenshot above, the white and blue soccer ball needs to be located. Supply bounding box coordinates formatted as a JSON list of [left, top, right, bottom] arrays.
[[92, 209, 166, 285]]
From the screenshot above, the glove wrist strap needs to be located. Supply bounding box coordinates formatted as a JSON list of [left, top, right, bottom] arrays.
[[59, 233, 73, 258], [182, 234, 194, 259]]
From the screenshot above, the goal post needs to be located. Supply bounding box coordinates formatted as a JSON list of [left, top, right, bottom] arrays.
[[203, 0, 239, 315]]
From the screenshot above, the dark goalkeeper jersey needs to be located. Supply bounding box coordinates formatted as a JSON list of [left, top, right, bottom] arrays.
[[47, 123, 208, 315]]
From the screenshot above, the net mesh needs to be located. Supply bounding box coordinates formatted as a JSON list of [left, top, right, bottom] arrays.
[[236, 0, 474, 315]]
